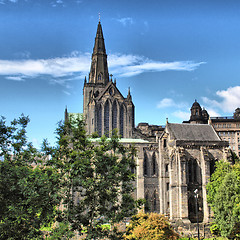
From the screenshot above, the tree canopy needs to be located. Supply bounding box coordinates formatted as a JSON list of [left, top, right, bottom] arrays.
[[207, 160, 240, 239], [0, 115, 61, 240], [42, 117, 142, 239]]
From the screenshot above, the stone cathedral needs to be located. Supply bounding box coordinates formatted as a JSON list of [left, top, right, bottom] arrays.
[[65, 21, 231, 228]]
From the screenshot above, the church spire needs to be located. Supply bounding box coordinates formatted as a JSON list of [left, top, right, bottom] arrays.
[[89, 21, 109, 85]]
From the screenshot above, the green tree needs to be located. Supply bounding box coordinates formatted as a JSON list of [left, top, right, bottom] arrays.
[[207, 160, 240, 239], [207, 160, 232, 206], [47, 117, 141, 239], [0, 115, 61, 240], [213, 172, 240, 238], [124, 212, 179, 240]]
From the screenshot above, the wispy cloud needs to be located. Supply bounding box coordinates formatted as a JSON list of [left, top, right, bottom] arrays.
[[172, 110, 190, 120], [202, 86, 240, 114], [157, 98, 176, 108], [5, 75, 25, 81], [1, 52, 205, 86], [157, 98, 188, 109], [51, 0, 65, 7], [109, 54, 205, 77], [116, 17, 134, 26], [0, 0, 18, 3]]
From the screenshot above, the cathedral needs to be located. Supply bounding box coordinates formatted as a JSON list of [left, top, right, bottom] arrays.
[[65, 20, 232, 228]]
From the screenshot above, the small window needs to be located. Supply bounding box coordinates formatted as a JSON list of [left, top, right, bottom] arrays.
[[98, 73, 102, 81], [165, 164, 169, 172], [166, 182, 169, 191], [152, 152, 156, 175], [143, 152, 148, 176], [163, 139, 167, 148]]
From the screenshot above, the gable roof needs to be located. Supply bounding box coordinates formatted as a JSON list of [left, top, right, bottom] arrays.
[[167, 123, 221, 142], [97, 81, 125, 101]]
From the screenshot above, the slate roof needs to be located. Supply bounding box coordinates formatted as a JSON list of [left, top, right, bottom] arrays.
[[167, 123, 221, 142]]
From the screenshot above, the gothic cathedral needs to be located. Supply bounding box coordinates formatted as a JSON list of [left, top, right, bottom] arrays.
[[83, 21, 134, 138], [66, 20, 232, 231]]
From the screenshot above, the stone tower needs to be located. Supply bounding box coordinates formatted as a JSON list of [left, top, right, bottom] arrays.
[[83, 21, 135, 138], [189, 100, 209, 124]]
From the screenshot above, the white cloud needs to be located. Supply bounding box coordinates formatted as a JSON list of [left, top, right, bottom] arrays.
[[5, 75, 25, 81], [157, 98, 188, 109], [157, 98, 175, 108], [1, 52, 204, 86], [207, 109, 220, 117], [108, 53, 205, 77], [63, 90, 71, 96], [172, 110, 190, 120], [202, 86, 240, 114], [116, 17, 134, 26]]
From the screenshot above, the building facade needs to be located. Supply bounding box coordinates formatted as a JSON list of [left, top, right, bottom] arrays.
[[82, 21, 134, 138], [184, 100, 240, 157], [65, 21, 232, 226]]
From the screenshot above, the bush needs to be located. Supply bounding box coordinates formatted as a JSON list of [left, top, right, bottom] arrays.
[[124, 212, 179, 240]]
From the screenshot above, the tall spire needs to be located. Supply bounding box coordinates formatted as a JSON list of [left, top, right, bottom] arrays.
[[89, 21, 109, 85]]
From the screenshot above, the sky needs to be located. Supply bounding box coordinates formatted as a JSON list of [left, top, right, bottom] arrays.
[[1, 0, 240, 148]]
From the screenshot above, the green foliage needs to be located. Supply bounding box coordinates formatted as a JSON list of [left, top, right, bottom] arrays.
[[46, 117, 141, 239], [46, 222, 74, 240], [207, 160, 232, 206], [210, 222, 221, 236], [213, 172, 240, 238], [207, 160, 240, 239], [0, 115, 62, 240], [124, 212, 179, 240]]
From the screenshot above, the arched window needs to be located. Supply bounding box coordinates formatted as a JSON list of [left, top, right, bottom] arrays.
[[188, 159, 193, 183], [193, 159, 198, 183], [104, 101, 109, 137], [152, 152, 156, 175], [143, 152, 148, 176], [112, 101, 117, 131], [153, 190, 157, 212], [188, 159, 199, 183], [163, 139, 167, 148], [210, 159, 216, 176], [98, 73, 102, 81], [145, 192, 150, 213], [120, 105, 124, 137], [97, 105, 102, 136]]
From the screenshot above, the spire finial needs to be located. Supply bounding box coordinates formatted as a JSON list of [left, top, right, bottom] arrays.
[[99, 12, 101, 22], [110, 74, 113, 81]]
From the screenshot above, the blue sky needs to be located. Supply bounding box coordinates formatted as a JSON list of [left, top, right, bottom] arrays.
[[1, 0, 240, 148]]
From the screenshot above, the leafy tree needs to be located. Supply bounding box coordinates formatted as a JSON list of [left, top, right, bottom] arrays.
[[207, 160, 232, 206], [213, 172, 240, 238], [207, 160, 240, 239], [0, 115, 62, 239], [124, 212, 179, 240], [46, 117, 142, 239]]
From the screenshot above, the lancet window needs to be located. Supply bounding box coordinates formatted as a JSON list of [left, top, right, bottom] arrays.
[[120, 105, 124, 137], [97, 104, 102, 136], [104, 101, 109, 137], [112, 101, 117, 131]]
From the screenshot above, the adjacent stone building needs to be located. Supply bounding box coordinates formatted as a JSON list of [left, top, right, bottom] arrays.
[[65, 21, 232, 226], [184, 100, 240, 157]]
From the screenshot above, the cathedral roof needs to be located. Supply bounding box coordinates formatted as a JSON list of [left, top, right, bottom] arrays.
[[167, 123, 221, 142]]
